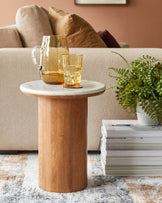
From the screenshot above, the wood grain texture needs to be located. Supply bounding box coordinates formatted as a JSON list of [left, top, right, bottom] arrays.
[[38, 97, 88, 193]]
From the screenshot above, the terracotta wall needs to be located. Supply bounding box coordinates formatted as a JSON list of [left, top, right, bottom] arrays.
[[0, 0, 162, 48]]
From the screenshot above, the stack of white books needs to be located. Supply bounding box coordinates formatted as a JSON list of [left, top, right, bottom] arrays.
[[101, 120, 162, 176]]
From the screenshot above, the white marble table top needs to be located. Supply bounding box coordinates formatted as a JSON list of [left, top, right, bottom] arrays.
[[20, 80, 105, 97]]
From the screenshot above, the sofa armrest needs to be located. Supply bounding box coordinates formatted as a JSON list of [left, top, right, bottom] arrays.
[[0, 48, 39, 150]]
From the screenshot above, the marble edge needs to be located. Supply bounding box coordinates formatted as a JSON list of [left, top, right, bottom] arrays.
[[20, 80, 106, 96]]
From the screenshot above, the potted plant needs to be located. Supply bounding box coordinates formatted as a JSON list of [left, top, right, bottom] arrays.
[[109, 52, 162, 125]]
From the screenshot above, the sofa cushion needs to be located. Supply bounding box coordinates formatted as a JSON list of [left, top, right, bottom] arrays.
[[16, 5, 53, 47], [0, 25, 23, 48], [97, 30, 120, 48], [49, 7, 107, 48]]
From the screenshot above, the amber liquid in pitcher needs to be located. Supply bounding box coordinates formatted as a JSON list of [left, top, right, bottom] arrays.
[[41, 71, 64, 85], [40, 47, 68, 84]]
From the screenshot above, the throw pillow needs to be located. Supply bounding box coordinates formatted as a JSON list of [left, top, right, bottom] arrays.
[[0, 25, 23, 48], [16, 5, 53, 47], [97, 30, 120, 48], [49, 7, 107, 48]]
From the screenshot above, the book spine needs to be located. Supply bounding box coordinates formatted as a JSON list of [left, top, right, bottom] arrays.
[[101, 156, 162, 165], [101, 148, 162, 157], [101, 134, 162, 144], [103, 169, 162, 176], [100, 143, 162, 150], [102, 165, 162, 170], [102, 125, 162, 138]]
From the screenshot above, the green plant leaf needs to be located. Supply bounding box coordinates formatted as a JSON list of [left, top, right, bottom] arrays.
[[107, 53, 162, 125], [111, 51, 130, 67]]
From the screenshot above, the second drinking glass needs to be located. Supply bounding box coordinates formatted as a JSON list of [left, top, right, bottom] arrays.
[[62, 54, 83, 88]]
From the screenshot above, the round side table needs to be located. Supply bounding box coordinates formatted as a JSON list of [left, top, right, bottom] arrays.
[[20, 80, 105, 193]]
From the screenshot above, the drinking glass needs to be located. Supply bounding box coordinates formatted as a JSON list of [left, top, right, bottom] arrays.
[[62, 54, 83, 88], [32, 35, 69, 84]]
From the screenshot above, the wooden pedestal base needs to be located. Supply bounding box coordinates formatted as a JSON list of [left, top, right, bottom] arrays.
[[38, 96, 88, 193], [20, 80, 105, 193]]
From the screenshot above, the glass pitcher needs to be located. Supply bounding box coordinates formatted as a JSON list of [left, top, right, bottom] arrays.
[[32, 35, 69, 84]]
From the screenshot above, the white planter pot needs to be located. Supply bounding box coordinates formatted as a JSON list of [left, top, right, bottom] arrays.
[[136, 103, 156, 126]]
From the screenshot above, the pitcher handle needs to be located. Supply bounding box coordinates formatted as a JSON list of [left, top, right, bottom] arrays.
[[32, 46, 43, 70]]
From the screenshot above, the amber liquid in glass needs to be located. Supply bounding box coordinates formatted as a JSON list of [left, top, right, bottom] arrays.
[[63, 65, 82, 88]]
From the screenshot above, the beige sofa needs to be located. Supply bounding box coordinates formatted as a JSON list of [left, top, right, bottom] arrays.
[[0, 48, 162, 151]]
